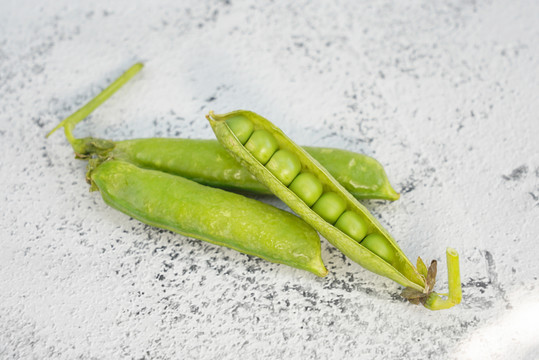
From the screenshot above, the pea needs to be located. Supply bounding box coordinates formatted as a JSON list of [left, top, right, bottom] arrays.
[[225, 115, 254, 145], [361, 233, 395, 264], [288, 172, 323, 206], [311, 192, 346, 224], [244, 130, 279, 165], [266, 149, 302, 186], [335, 210, 368, 242]]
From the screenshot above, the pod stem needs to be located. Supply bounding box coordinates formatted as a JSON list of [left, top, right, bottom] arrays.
[[423, 247, 462, 310], [46, 63, 143, 156]]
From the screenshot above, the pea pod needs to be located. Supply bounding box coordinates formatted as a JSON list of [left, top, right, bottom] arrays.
[[48, 64, 328, 277], [115, 140, 399, 200], [207, 110, 462, 310], [90, 160, 328, 276], [46, 65, 399, 202]]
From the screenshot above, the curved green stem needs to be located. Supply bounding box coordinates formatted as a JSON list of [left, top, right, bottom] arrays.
[[46, 63, 143, 155], [424, 247, 462, 310]]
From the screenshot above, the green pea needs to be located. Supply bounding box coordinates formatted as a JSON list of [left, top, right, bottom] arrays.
[[311, 192, 346, 224], [244, 130, 279, 165], [361, 233, 395, 264], [335, 210, 368, 242], [266, 149, 302, 186], [226, 115, 254, 145], [288, 172, 323, 206]]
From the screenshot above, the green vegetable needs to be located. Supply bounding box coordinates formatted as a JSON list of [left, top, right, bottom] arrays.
[[208, 110, 462, 310], [334, 211, 368, 242], [90, 160, 327, 276], [266, 149, 302, 186], [361, 233, 395, 264], [311, 192, 347, 224], [306, 147, 400, 201], [48, 64, 327, 277], [288, 172, 324, 206], [47, 75, 401, 201], [115, 139, 400, 200], [244, 129, 279, 165], [225, 115, 254, 144]]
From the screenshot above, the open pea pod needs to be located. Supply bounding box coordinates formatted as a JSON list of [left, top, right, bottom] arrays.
[[207, 110, 462, 310]]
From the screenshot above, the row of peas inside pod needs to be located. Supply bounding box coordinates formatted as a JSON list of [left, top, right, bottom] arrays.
[[226, 115, 396, 265]]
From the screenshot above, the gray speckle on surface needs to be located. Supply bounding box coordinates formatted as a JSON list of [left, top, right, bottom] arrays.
[[502, 165, 528, 181], [1, 0, 539, 359]]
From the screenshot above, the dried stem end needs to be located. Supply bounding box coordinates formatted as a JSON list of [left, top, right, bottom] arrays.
[[402, 248, 462, 310]]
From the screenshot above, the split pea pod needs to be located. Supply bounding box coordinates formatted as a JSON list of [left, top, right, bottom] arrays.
[[208, 110, 462, 310], [46, 64, 399, 201]]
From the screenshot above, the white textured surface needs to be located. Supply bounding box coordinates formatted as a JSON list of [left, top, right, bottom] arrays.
[[1, 1, 539, 359]]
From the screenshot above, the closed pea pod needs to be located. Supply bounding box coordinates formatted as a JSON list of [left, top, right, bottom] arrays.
[[89, 160, 328, 276], [208, 110, 462, 310], [47, 64, 328, 277], [46, 64, 400, 201], [308, 147, 399, 201], [116, 141, 400, 200]]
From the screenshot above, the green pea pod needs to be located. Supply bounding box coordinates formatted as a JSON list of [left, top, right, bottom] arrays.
[[113, 139, 400, 200], [46, 64, 399, 202], [47, 64, 327, 277], [207, 110, 462, 310], [89, 160, 328, 277]]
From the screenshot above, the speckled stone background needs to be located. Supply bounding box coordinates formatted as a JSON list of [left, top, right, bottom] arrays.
[[1, 0, 538, 359]]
